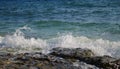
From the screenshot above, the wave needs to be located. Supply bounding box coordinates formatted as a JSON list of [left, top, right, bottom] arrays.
[[0, 26, 120, 58], [0, 26, 47, 53]]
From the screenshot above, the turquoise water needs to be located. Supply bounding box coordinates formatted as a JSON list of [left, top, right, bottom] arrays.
[[0, 0, 120, 58]]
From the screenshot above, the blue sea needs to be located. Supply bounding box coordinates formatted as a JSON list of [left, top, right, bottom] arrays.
[[0, 0, 120, 58]]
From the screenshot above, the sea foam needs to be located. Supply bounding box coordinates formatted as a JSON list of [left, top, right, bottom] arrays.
[[0, 26, 120, 58]]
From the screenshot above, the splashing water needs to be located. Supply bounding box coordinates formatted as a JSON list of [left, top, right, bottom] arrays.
[[0, 26, 120, 58], [0, 26, 47, 53], [47, 34, 120, 58], [13, 25, 31, 36]]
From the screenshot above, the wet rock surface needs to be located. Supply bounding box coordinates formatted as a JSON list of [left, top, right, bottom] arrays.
[[0, 47, 120, 69], [50, 47, 94, 59]]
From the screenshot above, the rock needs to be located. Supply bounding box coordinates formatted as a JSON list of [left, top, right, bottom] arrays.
[[29, 66, 39, 69], [13, 53, 29, 62], [50, 47, 75, 57], [19, 65, 29, 69], [50, 47, 94, 59], [72, 61, 100, 69], [50, 47, 120, 69], [0, 52, 13, 59], [112, 59, 120, 68], [32, 53, 48, 61], [75, 48, 95, 58], [0, 58, 4, 67], [1, 47, 120, 69], [84, 55, 119, 69]]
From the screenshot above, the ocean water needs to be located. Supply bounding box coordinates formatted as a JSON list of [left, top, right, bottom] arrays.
[[0, 0, 120, 58]]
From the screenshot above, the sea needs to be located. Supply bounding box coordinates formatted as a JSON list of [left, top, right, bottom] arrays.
[[0, 0, 120, 58]]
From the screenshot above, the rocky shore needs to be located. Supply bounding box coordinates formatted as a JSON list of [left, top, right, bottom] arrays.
[[0, 47, 120, 69]]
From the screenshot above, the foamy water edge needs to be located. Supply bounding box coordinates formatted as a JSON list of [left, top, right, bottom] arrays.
[[0, 26, 120, 58]]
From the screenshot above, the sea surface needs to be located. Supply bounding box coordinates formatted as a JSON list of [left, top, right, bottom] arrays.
[[0, 0, 120, 58]]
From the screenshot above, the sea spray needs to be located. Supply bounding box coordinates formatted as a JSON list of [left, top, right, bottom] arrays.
[[0, 26, 47, 53], [0, 26, 120, 58], [47, 34, 120, 58]]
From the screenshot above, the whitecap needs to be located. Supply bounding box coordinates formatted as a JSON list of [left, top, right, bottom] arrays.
[[0, 26, 120, 58]]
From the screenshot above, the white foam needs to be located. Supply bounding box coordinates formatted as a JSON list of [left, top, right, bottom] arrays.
[[0, 26, 47, 53], [54, 34, 120, 58], [0, 36, 3, 43], [0, 26, 120, 58]]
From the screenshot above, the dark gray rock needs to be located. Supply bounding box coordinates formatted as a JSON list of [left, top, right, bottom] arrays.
[[0, 47, 120, 69], [84, 55, 119, 69], [50, 47, 120, 69], [112, 59, 120, 69], [50, 47, 94, 59]]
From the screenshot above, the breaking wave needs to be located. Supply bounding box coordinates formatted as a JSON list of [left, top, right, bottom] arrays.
[[0, 26, 120, 58]]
